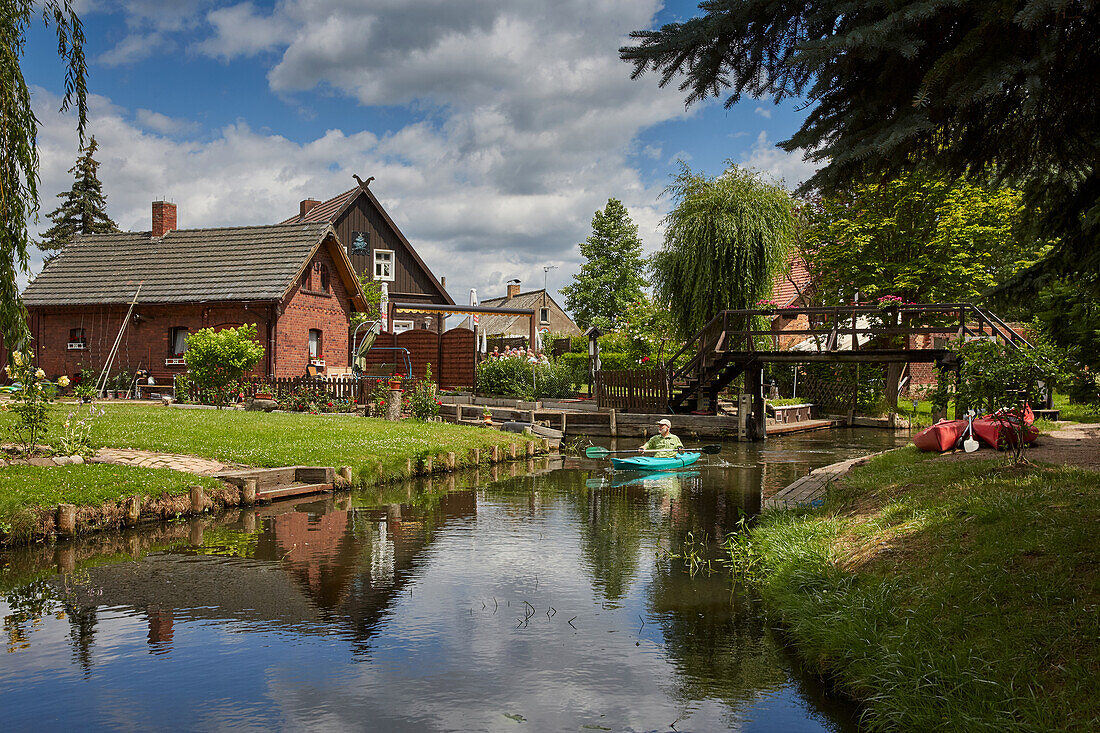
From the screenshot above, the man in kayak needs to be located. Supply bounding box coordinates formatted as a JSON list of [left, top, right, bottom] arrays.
[[640, 418, 684, 457]]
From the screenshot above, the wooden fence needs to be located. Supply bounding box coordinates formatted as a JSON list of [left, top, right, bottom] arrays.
[[188, 375, 395, 404], [596, 368, 668, 413]]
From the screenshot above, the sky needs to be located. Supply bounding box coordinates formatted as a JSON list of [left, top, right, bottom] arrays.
[[21, 0, 816, 308]]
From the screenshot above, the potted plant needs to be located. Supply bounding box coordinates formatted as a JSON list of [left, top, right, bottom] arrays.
[[74, 382, 96, 404], [254, 380, 274, 400], [482, 406, 493, 425], [388, 374, 403, 391]]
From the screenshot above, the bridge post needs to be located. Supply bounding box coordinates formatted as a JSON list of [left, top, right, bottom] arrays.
[[744, 363, 766, 440]]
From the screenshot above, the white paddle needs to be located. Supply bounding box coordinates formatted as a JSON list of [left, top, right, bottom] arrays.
[[963, 410, 979, 453]]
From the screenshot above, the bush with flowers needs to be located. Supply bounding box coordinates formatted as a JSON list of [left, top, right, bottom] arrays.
[[406, 363, 441, 420], [55, 404, 105, 457], [4, 350, 69, 455]]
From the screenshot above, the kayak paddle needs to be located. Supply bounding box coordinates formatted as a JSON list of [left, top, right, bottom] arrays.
[[585, 444, 722, 459]]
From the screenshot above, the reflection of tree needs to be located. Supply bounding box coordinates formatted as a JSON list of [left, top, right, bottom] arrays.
[[648, 564, 788, 711], [64, 601, 98, 674], [571, 472, 652, 604]]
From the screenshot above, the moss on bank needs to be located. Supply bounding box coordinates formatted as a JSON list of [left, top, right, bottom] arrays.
[[738, 448, 1099, 732]]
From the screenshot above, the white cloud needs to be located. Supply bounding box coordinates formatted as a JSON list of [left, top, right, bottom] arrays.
[[98, 32, 172, 67], [194, 2, 293, 60], [134, 109, 200, 136], [753, 105, 773, 119], [739, 131, 818, 190]]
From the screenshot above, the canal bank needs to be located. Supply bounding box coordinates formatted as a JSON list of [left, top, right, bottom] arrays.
[[0, 405, 550, 546], [732, 438, 1100, 731], [1, 430, 907, 732]]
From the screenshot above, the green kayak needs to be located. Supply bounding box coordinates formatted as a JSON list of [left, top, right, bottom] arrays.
[[610, 452, 701, 471]]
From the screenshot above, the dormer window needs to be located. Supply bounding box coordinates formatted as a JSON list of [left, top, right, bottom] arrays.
[[374, 249, 395, 281]]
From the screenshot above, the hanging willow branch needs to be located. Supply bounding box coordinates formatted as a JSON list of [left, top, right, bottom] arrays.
[[1, 1, 87, 351], [651, 163, 795, 338]]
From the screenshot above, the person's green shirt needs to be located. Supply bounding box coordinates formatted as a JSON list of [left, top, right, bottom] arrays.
[[642, 433, 683, 457]]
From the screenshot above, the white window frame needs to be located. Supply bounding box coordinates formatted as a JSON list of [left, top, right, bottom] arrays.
[[374, 249, 395, 281], [309, 329, 324, 359], [392, 320, 413, 334], [539, 307, 551, 324]]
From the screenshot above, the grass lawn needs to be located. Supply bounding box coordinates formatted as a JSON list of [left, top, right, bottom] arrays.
[[1, 403, 524, 479], [0, 464, 222, 540], [735, 448, 1099, 732]]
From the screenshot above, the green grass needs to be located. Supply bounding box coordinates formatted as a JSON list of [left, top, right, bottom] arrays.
[[0, 463, 221, 540], [737, 448, 1100, 732], [1053, 393, 1100, 423], [1, 403, 524, 482]]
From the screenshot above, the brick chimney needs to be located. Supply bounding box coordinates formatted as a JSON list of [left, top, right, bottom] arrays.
[[507, 282, 521, 299], [152, 201, 177, 237], [300, 199, 321, 218]]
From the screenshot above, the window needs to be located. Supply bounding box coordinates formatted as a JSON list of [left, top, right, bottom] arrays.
[[350, 231, 370, 255], [374, 249, 395, 281], [309, 329, 323, 359], [539, 307, 550, 324], [169, 327, 188, 355], [312, 262, 330, 293], [68, 327, 87, 349], [392, 320, 413, 334]]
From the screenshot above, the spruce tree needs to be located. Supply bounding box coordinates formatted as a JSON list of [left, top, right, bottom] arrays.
[[560, 198, 647, 331], [39, 136, 117, 264], [621, 0, 1100, 289]]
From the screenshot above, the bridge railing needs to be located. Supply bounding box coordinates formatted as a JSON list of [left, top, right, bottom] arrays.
[[666, 303, 1030, 389]]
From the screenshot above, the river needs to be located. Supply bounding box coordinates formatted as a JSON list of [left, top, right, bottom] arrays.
[[1, 428, 909, 732]]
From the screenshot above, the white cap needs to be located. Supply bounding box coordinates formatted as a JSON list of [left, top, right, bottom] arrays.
[[656, 418, 671, 427]]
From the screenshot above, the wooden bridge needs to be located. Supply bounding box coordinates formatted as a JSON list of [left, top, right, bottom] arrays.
[[664, 303, 1031, 438]]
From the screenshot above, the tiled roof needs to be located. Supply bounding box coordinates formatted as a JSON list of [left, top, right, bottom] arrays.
[[280, 187, 358, 224], [458, 289, 577, 335], [770, 253, 812, 306], [23, 222, 334, 306]]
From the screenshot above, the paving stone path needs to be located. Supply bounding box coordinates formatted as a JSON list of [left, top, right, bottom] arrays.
[[91, 448, 241, 476], [765, 450, 895, 510]]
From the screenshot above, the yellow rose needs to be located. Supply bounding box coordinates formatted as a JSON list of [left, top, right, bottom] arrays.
[[35, 368, 46, 380], [12, 351, 23, 366], [57, 375, 70, 387]]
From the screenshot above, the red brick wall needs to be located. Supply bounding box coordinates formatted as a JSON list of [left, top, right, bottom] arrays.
[[26, 302, 273, 383], [274, 243, 354, 378]]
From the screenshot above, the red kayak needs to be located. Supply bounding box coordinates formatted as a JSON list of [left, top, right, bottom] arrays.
[[913, 419, 969, 452], [973, 405, 1038, 449]]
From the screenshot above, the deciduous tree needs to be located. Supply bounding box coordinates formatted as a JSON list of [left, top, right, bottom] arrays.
[[2, 1, 87, 351], [621, 1, 1099, 289], [802, 172, 1045, 305], [560, 198, 647, 331], [39, 136, 118, 265], [651, 164, 794, 338]]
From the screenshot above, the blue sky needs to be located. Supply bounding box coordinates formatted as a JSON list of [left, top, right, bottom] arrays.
[[23, 0, 815, 303]]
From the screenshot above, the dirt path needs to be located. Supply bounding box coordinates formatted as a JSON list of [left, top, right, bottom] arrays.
[[937, 421, 1100, 470]]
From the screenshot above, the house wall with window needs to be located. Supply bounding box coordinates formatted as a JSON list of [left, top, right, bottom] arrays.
[[273, 244, 354, 378], [25, 302, 274, 385]]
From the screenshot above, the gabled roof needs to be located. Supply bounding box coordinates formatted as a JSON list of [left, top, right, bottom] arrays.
[[282, 183, 454, 305], [771, 253, 812, 307], [23, 222, 365, 309], [459, 289, 579, 335]]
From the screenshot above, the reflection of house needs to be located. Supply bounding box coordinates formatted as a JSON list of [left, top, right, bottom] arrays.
[[22, 201, 366, 381], [282, 180, 454, 332], [460, 283, 581, 338]]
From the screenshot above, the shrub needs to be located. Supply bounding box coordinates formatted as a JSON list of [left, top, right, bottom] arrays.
[[4, 350, 67, 454], [183, 324, 265, 408], [407, 365, 441, 420], [475, 355, 578, 399]]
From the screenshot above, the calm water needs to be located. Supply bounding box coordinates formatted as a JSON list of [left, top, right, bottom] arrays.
[[1, 429, 908, 732]]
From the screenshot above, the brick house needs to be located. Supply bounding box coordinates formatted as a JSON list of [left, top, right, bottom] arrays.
[[21, 201, 366, 383], [282, 180, 453, 332]]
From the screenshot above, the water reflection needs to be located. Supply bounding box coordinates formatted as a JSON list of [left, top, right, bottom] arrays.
[[1, 430, 907, 731]]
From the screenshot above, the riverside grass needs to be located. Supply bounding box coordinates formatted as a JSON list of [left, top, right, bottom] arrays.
[[738, 448, 1099, 732], [1, 403, 523, 482]]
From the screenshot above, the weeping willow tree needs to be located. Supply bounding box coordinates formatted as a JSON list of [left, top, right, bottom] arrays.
[[651, 164, 795, 338], [2, 1, 87, 352]]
